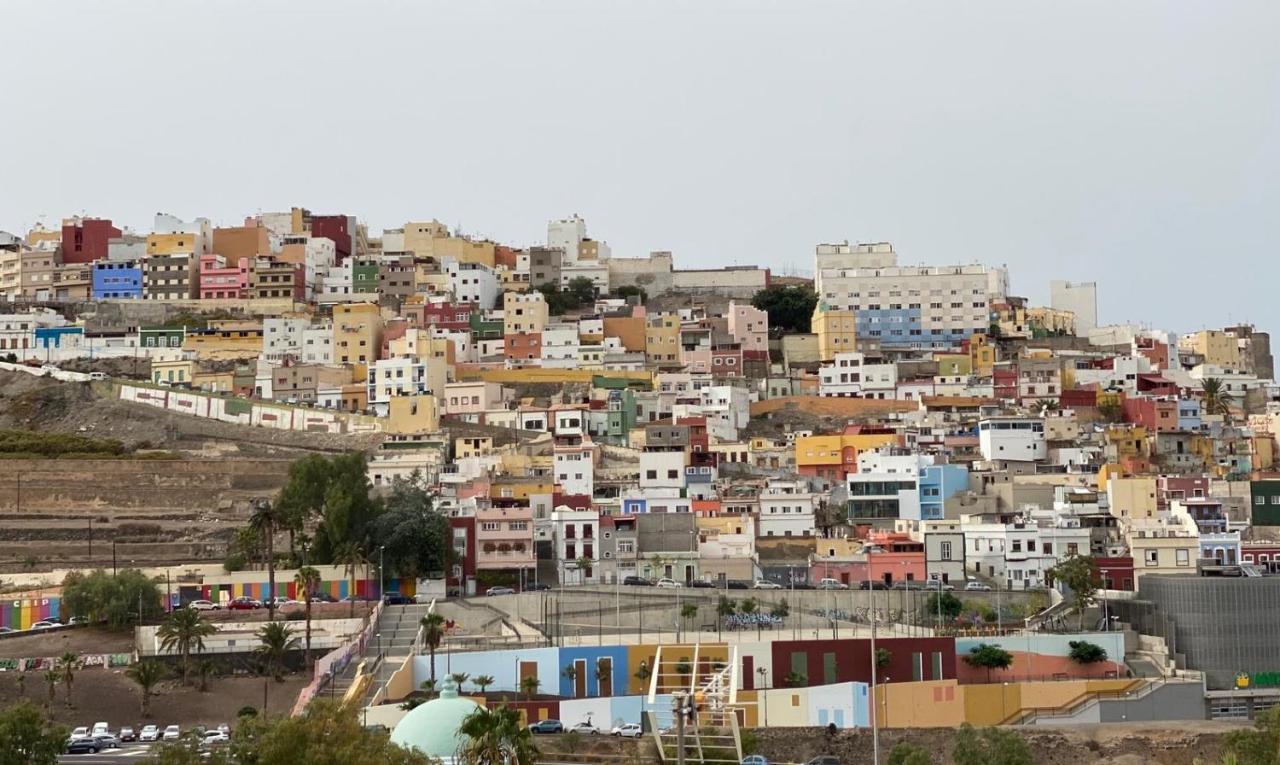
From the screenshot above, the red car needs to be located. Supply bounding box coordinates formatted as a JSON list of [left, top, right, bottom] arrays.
[[226, 597, 262, 610]]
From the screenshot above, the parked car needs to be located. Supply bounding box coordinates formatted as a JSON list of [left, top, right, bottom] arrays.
[[309, 592, 338, 603], [66, 737, 106, 754], [612, 723, 643, 738], [741, 756, 771, 765], [119, 726, 136, 742], [569, 721, 600, 734], [527, 719, 564, 734], [92, 732, 120, 749], [382, 592, 415, 605], [725, 580, 750, 590], [622, 576, 652, 587], [689, 580, 716, 589], [88, 372, 108, 381], [752, 580, 783, 590], [342, 594, 378, 603], [69, 726, 91, 741], [226, 597, 261, 610], [68, 615, 90, 625], [486, 587, 514, 596], [859, 580, 888, 590], [188, 600, 219, 611], [139, 724, 161, 742], [655, 578, 682, 589], [524, 582, 551, 592], [30, 620, 58, 629], [162, 724, 181, 740], [922, 580, 955, 591], [806, 757, 840, 765], [216, 724, 230, 736], [202, 730, 230, 747], [964, 581, 993, 591], [0, 626, 13, 634], [264, 596, 298, 608], [91, 722, 110, 736], [792, 582, 816, 590], [817, 579, 848, 590]]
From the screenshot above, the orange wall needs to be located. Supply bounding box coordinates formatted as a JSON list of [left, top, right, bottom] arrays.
[[956, 650, 1126, 684], [877, 680, 966, 728]]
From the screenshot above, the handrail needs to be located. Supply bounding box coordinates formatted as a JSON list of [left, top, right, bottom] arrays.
[[1004, 676, 1194, 725]]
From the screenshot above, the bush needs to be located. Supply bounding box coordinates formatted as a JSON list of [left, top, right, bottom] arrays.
[[223, 553, 247, 573]]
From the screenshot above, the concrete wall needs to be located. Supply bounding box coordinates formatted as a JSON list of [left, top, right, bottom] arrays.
[[1097, 680, 1205, 722], [119, 383, 384, 434]]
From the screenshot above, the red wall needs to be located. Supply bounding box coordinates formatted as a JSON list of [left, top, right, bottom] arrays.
[[310, 215, 352, 261], [768, 637, 957, 687], [61, 218, 121, 264]]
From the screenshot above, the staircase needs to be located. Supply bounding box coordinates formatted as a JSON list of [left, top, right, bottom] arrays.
[[646, 643, 742, 764]]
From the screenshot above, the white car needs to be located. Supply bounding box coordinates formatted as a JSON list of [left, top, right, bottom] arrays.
[[139, 725, 160, 742], [162, 724, 181, 740], [655, 578, 682, 589], [752, 580, 782, 590], [964, 581, 993, 591], [91, 722, 110, 736], [30, 620, 58, 629], [202, 730, 229, 746], [188, 600, 219, 611], [70, 726, 91, 741], [88, 372, 108, 381], [817, 579, 849, 590], [612, 723, 643, 738], [569, 721, 599, 734]]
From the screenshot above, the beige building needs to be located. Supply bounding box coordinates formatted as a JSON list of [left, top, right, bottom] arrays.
[[812, 304, 858, 362], [387, 394, 441, 434], [1123, 513, 1199, 582], [504, 291, 549, 334], [1182, 329, 1243, 370], [1107, 476, 1158, 520], [19, 250, 57, 299], [333, 303, 384, 373]]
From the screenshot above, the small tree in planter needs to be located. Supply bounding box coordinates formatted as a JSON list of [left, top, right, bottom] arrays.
[[1068, 640, 1108, 667], [964, 643, 1014, 683], [563, 664, 579, 697], [784, 671, 807, 688], [675, 658, 693, 690]]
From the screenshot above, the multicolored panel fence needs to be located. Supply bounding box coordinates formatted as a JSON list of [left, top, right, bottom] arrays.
[[196, 578, 414, 604], [1, 597, 60, 630]]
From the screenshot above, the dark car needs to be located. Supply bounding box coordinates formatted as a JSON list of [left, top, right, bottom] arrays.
[[689, 580, 716, 589], [382, 592, 415, 605], [66, 736, 109, 754], [622, 576, 652, 587], [805, 757, 840, 765], [791, 582, 815, 590], [226, 597, 262, 610], [527, 719, 564, 734], [524, 583, 551, 592], [309, 592, 338, 603], [726, 581, 749, 590], [342, 594, 379, 602], [859, 581, 888, 590]]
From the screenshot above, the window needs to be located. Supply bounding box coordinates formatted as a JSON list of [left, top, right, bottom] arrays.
[[1144, 549, 1158, 566], [1176, 549, 1190, 566], [481, 522, 499, 531], [940, 541, 952, 560]]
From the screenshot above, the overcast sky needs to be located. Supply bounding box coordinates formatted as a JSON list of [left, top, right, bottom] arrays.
[[2, 1, 1277, 333]]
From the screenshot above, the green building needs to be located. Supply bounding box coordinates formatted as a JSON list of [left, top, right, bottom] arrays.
[[1251, 479, 1280, 526]]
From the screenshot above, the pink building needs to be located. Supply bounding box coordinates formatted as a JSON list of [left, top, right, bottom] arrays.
[[474, 505, 536, 583], [443, 381, 506, 418], [199, 254, 251, 299], [727, 301, 768, 354]]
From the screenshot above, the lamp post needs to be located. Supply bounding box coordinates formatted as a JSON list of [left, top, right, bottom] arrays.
[[378, 545, 385, 658], [870, 612, 881, 765]]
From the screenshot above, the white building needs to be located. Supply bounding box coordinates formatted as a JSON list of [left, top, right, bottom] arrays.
[[961, 508, 1091, 590], [639, 451, 686, 492], [262, 317, 311, 361], [553, 444, 595, 498], [367, 358, 432, 416], [541, 325, 581, 368], [847, 451, 925, 523], [448, 261, 500, 308], [978, 417, 1047, 462], [757, 479, 819, 538], [818, 352, 898, 398], [301, 326, 333, 365], [551, 507, 601, 584], [1050, 280, 1098, 337]]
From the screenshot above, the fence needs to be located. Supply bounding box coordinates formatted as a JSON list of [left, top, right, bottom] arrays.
[[291, 601, 383, 717], [0, 653, 133, 672]]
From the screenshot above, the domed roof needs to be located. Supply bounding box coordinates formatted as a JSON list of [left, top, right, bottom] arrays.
[[390, 677, 481, 760]]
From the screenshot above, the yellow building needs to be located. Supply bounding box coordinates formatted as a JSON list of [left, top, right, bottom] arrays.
[[645, 314, 680, 366], [25, 224, 60, 248], [1105, 425, 1151, 460], [794, 432, 898, 480], [333, 303, 384, 371], [183, 322, 264, 360], [490, 477, 555, 501], [456, 436, 494, 459], [934, 353, 972, 377], [1183, 329, 1242, 370], [1124, 513, 1200, 582], [386, 394, 440, 435], [192, 369, 235, 393], [811, 303, 857, 362], [151, 358, 194, 385], [146, 232, 200, 257], [969, 333, 996, 376], [504, 292, 549, 335], [1106, 476, 1157, 520]]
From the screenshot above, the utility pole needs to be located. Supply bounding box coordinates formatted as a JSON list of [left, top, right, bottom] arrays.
[[674, 693, 688, 765], [870, 614, 880, 765], [87, 518, 92, 564]]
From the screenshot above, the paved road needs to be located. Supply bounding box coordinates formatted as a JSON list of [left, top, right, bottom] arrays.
[[58, 743, 156, 764]]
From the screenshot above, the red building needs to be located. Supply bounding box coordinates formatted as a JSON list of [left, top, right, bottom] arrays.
[[710, 344, 744, 377], [505, 332, 542, 366], [61, 217, 121, 264], [1122, 397, 1179, 432], [417, 301, 476, 333], [309, 215, 352, 262], [1059, 388, 1097, 408], [1095, 556, 1135, 591], [1157, 475, 1210, 510], [751, 637, 956, 690], [448, 516, 476, 596], [993, 366, 1017, 400], [678, 416, 709, 454]]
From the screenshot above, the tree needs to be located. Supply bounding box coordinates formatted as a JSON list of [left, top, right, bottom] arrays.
[[963, 644, 1014, 683], [451, 672, 470, 691], [519, 675, 540, 702], [58, 652, 81, 708], [596, 658, 613, 696], [1097, 398, 1124, 424], [784, 671, 807, 687], [15, 673, 25, 698], [771, 598, 790, 621], [420, 612, 447, 692], [952, 723, 1032, 765], [126, 660, 168, 717], [1033, 399, 1060, 412], [294, 565, 322, 668], [1225, 704, 1280, 765], [222, 698, 435, 765], [457, 704, 538, 765], [249, 498, 288, 621], [715, 596, 736, 641], [925, 592, 964, 622], [888, 741, 934, 765], [634, 662, 652, 692], [1047, 553, 1100, 631], [473, 675, 494, 695], [566, 276, 597, 307], [575, 556, 594, 586], [1201, 377, 1231, 420], [197, 659, 218, 693], [740, 597, 760, 638], [613, 285, 647, 304], [1068, 640, 1108, 665], [312, 453, 379, 565], [273, 454, 333, 560], [875, 648, 892, 671], [680, 602, 698, 635], [562, 664, 579, 696], [42, 669, 59, 709], [419, 679, 436, 699], [60, 569, 164, 629], [0, 701, 67, 765], [255, 621, 300, 682], [535, 282, 580, 316], [335, 542, 368, 618], [372, 474, 451, 580], [157, 608, 216, 686], [751, 284, 818, 333]]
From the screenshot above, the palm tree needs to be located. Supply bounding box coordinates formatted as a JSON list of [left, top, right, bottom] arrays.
[[680, 602, 698, 637], [563, 664, 579, 698], [716, 596, 736, 641], [44, 668, 61, 709], [451, 672, 470, 692], [634, 661, 652, 693], [596, 658, 613, 697], [126, 660, 167, 717], [59, 652, 81, 708], [473, 674, 495, 695], [255, 621, 300, 682], [575, 556, 595, 586], [647, 554, 667, 580], [519, 675, 540, 702], [293, 565, 322, 668], [420, 679, 437, 699], [157, 608, 216, 686], [250, 498, 287, 621], [419, 612, 446, 690], [15, 672, 24, 698], [197, 659, 218, 693], [457, 705, 538, 765], [1201, 377, 1231, 420], [336, 542, 368, 617]]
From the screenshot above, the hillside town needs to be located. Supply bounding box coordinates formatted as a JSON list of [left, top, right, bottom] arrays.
[[2, 208, 1280, 763]]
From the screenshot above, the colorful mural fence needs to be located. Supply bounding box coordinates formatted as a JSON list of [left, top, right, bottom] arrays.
[[0, 654, 132, 672], [1, 597, 60, 630], [196, 578, 414, 604]]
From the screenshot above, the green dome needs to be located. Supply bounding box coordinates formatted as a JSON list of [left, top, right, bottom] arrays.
[[390, 676, 480, 761]]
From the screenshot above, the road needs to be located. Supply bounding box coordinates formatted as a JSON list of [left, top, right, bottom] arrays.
[[58, 743, 156, 763]]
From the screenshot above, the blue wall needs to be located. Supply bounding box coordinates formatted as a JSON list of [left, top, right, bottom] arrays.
[[557, 645, 631, 697], [92, 262, 143, 300], [920, 464, 969, 520]]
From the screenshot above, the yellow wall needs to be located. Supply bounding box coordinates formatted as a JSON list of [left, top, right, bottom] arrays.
[[183, 332, 263, 360], [386, 395, 440, 434], [812, 305, 857, 362], [1108, 476, 1157, 519], [645, 315, 680, 365], [970, 334, 996, 376], [795, 433, 897, 466], [146, 233, 197, 256], [456, 367, 652, 385], [935, 354, 972, 377], [1188, 330, 1242, 369], [333, 303, 383, 371], [880, 680, 967, 728]]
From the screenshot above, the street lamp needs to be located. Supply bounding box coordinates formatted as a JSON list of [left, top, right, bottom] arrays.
[[378, 546, 385, 658]]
